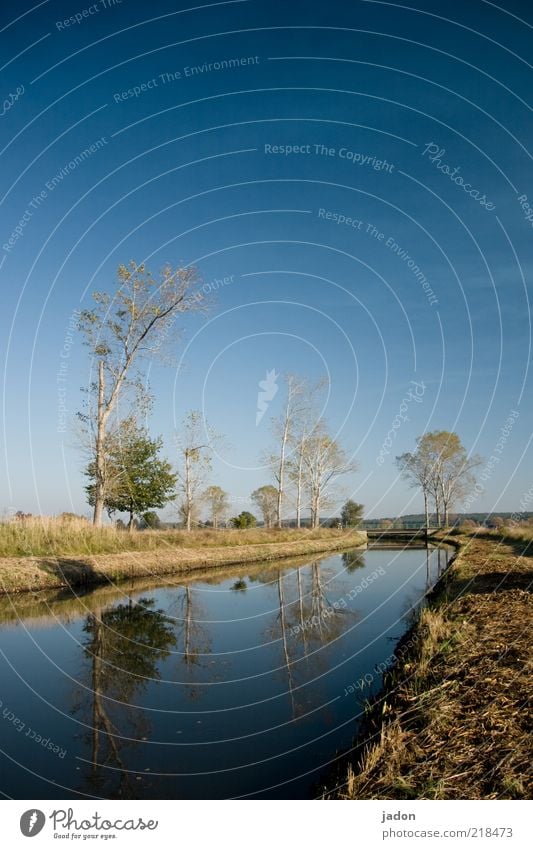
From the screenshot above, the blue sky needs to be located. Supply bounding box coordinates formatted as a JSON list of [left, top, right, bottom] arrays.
[[1, 0, 532, 520]]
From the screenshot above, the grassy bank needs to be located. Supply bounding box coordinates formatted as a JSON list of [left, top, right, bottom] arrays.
[[328, 528, 532, 800], [0, 517, 351, 557], [0, 520, 366, 594]]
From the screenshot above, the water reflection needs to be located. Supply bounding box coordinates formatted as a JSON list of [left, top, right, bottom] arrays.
[[0, 546, 453, 799], [76, 597, 176, 797], [342, 551, 366, 572]]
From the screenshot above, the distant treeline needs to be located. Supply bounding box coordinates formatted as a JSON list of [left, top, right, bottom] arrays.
[[361, 513, 533, 529]]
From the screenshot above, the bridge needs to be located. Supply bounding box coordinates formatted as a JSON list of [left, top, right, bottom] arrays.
[[365, 527, 436, 544]]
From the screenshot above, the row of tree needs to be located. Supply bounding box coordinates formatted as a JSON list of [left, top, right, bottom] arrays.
[[77, 261, 481, 529], [78, 262, 360, 528], [396, 431, 482, 526]]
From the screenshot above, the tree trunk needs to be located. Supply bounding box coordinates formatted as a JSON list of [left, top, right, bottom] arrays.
[[93, 361, 106, 526], [128, 509, 134, 532], [185, 450, 191, 531], [424, 490, 429, 529], [277, 434, 286, 529], [312, 488, 320, 528], [276, 407, 292, 529], [295, 448, 303, 529]]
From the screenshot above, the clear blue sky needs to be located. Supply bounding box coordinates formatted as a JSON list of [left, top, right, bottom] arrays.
[[1, 0, 532, 520]]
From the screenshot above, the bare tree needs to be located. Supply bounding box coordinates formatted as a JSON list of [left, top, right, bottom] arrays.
[[396, 448, 434, 529], [176, 411, 220, 531], [397, 432, 482, 527], [302, 422, 357, 527], [251, 485, 278, 528], [269, 375, 308, 528], [78, 262, 205, 525], [287, 378, 327, 527], [202, 485, 229, 529]]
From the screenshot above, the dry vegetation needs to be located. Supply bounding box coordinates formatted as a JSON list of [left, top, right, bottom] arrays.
[[0, 516, 366, 594], [0, 515, 351, 557], [328, 527, 532, 800]]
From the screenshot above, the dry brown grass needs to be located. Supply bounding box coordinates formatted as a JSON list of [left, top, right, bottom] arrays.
[[328, 533, 532, 800], [0, 519, 366, 594], [0, 516, 350, 557]]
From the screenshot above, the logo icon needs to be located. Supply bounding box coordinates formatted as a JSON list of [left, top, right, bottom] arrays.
[[256, 368, 279, 425], [20, 810, 46, 837]]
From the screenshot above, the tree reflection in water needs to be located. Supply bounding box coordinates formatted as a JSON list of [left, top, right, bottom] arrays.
[[77, 596, 176, 797], [271, 559, 359, 719], [342, 550, 365, 573]]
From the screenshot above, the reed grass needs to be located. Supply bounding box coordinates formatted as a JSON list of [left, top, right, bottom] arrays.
[[0, 516, 347, 558]]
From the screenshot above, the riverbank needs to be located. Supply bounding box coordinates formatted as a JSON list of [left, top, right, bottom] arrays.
[[327, 530, 532, 800], [0, 529, 366, 594]]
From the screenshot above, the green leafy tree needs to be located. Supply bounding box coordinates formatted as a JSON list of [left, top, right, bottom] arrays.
[[230, 511, 257, 529], [85, 418, 177, 530], [340, 500, 364, 527], [142, 511, 161, 529], [78, 261, 205, 526], [251, 485, 278, 528]]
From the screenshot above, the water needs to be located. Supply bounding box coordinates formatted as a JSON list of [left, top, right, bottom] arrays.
[[0, 545, 451, 799]]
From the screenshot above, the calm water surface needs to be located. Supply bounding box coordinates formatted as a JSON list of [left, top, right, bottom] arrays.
[[0, 546, 451, 799]]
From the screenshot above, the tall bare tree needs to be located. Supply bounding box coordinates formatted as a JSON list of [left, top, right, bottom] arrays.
[[397, 431, 482, 527], [78, 262, 205, 525], [287, 377, 327, 527], [202, 485, 229, 529], [396, 446, 434, 528], [430, 432, 482, 525], [176, 411, 220, 531], [251, 485, 278, 528], [302, 422, 357, 527], [267, 375, 309, 527]]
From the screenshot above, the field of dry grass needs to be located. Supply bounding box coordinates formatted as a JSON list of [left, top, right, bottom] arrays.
[[0, 517, 366, 594], [327, 528, 532, 800], [0, 516, 349, 557]]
